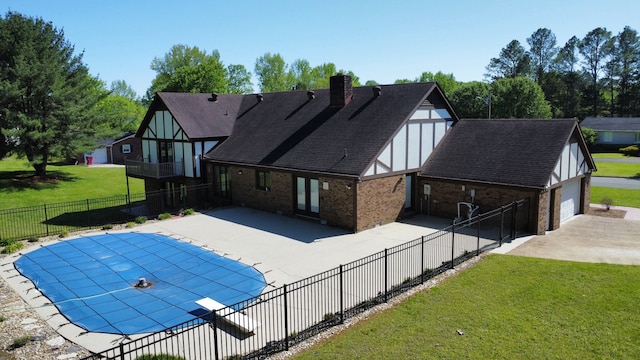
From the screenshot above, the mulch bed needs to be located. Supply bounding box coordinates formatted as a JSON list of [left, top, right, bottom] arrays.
[[587, 207, 626, 219]]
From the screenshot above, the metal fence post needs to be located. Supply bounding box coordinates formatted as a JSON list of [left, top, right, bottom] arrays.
[[451, 222, 456, 269], [384, 248, 388, 302], [339, 265, 344, 324], [511, 201, 517, 240], [476, 214, 481, 256], [44, 204, 49, 237], [86, 199, 91, 227], [499, 206, 505, 246], [284, 284, 289, 351], [212, 310, 219, 360], [420, 235, 425, 284], [119, 343, 125, 360]]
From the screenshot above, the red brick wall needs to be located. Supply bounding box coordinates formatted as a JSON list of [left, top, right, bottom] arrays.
[[418, 177, 544, 234], [230, 167, 293, 215], [318, 177, 356, 230], [356, 175, 407, 232], [112, 137, 143, 164]]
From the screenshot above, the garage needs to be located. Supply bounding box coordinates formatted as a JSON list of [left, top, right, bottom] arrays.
[[85, 148, 108, 165], [559, 179, 581, 223]]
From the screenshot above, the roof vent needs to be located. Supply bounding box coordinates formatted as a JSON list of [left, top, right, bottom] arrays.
[[208, 93, 218, 102], [307, 91, 315, 100], [256, 93, 264, 103], [373, 86, 382, 98]]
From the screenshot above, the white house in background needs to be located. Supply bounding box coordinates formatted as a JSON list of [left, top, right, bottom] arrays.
[[580, 117, 640, 145]]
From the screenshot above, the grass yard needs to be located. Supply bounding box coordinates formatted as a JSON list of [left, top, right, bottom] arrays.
[[591, 186, 640, 208], [0, 156, 144, 209], [592, 161, 640, 178], [591, 153, 627, 159], [294, 255, 640, 359]]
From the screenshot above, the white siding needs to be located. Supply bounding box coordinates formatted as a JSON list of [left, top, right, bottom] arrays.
[[561, 145, 570, 181], [407, 123, 421, 169], [392, 125, 407, 171], [184, 144, 194, 177], [434, 122, 447, 145], [421, 123, 434, 163]]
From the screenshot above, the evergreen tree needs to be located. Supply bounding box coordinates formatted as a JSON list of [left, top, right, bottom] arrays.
[[0, 12, 106, 176]]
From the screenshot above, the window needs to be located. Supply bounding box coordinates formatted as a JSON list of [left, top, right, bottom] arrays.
[[122, 144, 131, 154], [256, 170, 271, 191], [602, 131, 613, 143]]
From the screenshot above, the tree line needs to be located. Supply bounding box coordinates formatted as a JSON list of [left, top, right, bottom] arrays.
[[1, 10, 638, 176]]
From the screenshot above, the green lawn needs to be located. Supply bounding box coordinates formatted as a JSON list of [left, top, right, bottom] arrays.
[[0, 156, 144, 209], [294, 255, 640, 359], [593, 161, 640, 178], [591, 153, 627, 159], [591, 186, 640, 208]]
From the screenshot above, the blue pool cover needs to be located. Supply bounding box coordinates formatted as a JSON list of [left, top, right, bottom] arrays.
[[14, 232, 266, 335]]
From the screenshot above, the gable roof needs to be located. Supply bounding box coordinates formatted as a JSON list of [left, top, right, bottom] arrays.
[[204, 82, 457, 177], [581, 117, 640, 131], [136, 92, 243, 140], [421, 119, 595, 189]]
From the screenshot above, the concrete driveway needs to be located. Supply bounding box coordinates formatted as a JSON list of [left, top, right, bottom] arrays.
[[504, 215, 640, 265]]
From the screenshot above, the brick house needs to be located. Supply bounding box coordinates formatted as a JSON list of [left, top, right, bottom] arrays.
[[419, 119, 596, 234], [79, 133, 142, 165], [128, 74, 595, 233]]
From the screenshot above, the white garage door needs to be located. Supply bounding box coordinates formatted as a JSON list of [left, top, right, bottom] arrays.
[[559, 179, 581, 223], [86, 148, 108, 164]]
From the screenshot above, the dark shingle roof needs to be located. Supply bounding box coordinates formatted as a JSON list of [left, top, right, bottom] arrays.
[[137, 92, 243, 140], [205, 82, 450, 177], [581, 117, 640, 131], [421, 119, 591, 188]]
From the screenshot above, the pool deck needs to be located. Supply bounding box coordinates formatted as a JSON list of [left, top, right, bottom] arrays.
[[1, 206, 455, 354]]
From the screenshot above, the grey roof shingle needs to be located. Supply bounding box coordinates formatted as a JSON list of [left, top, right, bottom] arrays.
[[421, 119, 592, 188], [137, 92, 243, 140], [581, 117, 640, 131], [205, 82, 453, 177]]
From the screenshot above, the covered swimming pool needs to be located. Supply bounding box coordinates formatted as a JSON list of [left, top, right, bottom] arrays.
[[14, 232, 266, 335]]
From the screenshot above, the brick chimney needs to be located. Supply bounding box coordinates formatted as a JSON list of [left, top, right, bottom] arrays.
[[330, 73, 353, 107]]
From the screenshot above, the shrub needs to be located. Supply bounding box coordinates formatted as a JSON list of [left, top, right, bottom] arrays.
[[10, 335, 31, 349], [619, 145, 640, 157], [102, 224, 114, 230], [180, 208, 195, 216], [27, 237, 38, 243], [0, 315, 6, 322], [158, 213, 172, 220], [135, 216, 147, 224], [126, 221, 136, 228], [601, 197, 614, 210], [2, 241, 24, 254], [59, 229, 69, 238]]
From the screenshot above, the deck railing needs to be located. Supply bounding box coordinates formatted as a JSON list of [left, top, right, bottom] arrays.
[[125, 159, 184, 179]]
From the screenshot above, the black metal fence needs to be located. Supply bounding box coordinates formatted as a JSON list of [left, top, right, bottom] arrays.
[[82, 199, 529, 360], [0, 184, 211, 242]]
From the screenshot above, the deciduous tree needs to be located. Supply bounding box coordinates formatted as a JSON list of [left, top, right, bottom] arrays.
[[255, 53, 292, 92], [491, 77, 551, 118]]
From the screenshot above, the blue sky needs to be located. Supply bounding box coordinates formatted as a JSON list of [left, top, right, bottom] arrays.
[[4, 0, 640, 97]]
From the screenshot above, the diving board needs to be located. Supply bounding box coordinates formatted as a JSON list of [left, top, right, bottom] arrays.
[[196, 297, 260, 333]]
